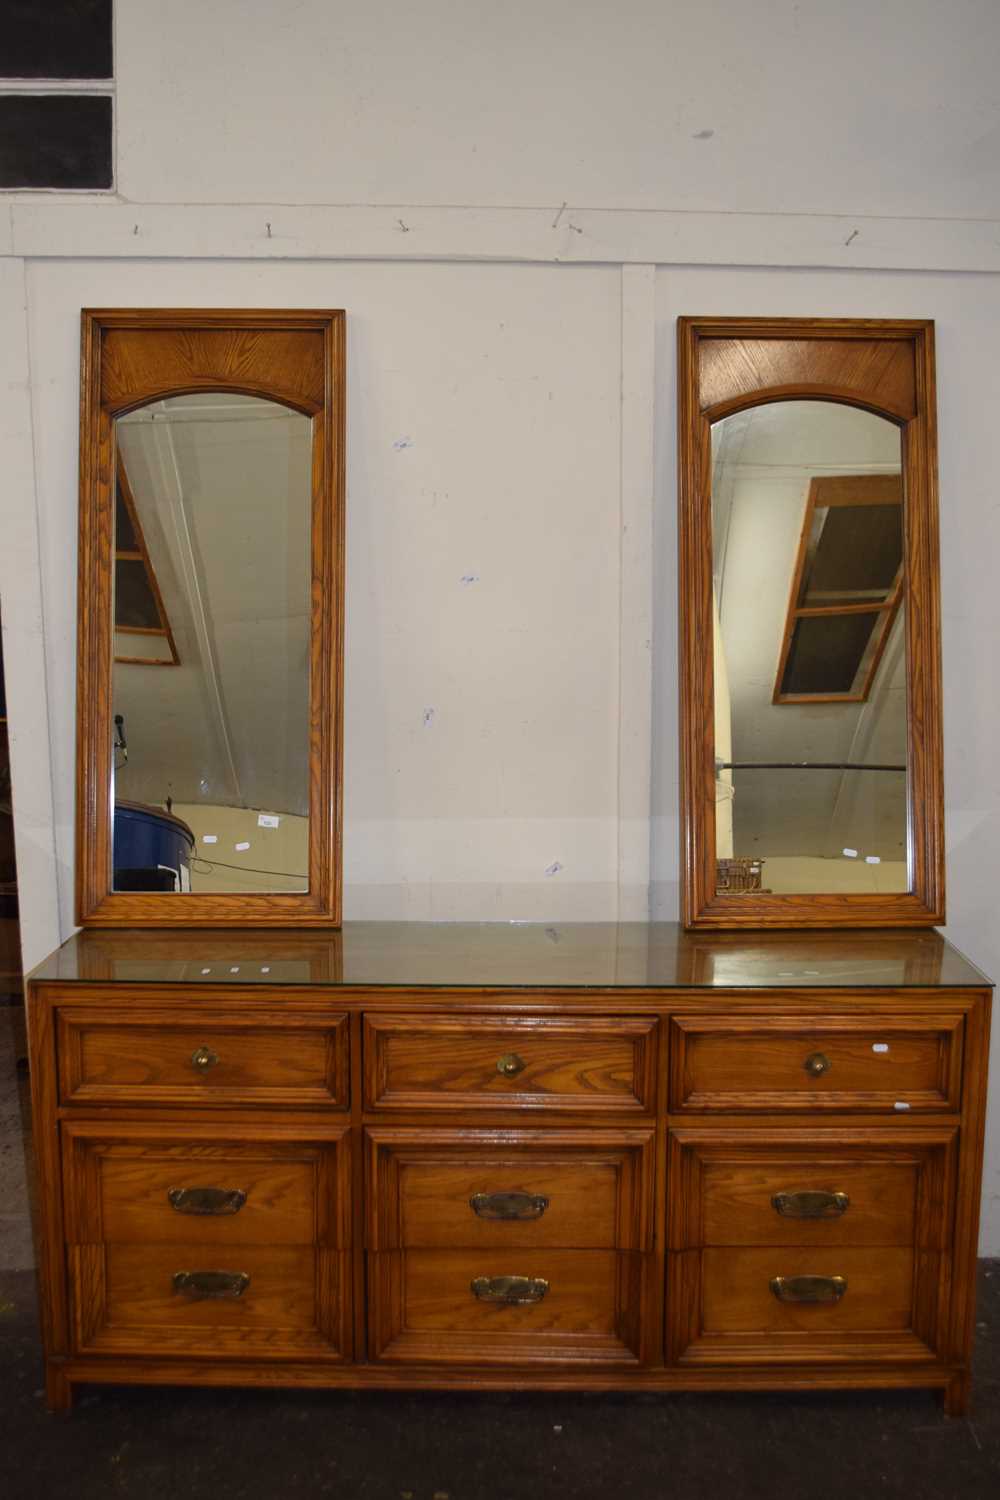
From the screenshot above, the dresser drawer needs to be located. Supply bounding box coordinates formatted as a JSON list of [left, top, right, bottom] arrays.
[[369, 1248, 645, 1365], [62, 1122, 352, 1359], [70, 1241, 346, 1358], [668, 1127, 957, 1251], [669, 1016, 963, 1112], [62, 1122, 352, 1248], [364, 1015, 657, 1112], [701, 1246, 915, 1336], [365, 1129, 653, 1250], [668, 1242, 945, 1365], [699, 1159, 917, 1248], [666, 1127, 955, 1365], [57, 1009, 350, 1107]]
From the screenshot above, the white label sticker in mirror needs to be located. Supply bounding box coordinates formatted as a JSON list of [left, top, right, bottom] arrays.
[[235, 841, 250, 851], [202, 835, 217, 844], [258, 814, 280, 828]]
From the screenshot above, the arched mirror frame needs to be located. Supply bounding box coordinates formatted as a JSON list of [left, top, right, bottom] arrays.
[[678, 316, 943, 929], [76, 308, 345, 927]]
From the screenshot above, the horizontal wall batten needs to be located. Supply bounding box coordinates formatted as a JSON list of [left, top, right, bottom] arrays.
[[3, 203, 1000, 273]]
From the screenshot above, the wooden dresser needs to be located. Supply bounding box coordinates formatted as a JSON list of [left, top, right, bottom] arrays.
[[25, 922, 991, 1414]]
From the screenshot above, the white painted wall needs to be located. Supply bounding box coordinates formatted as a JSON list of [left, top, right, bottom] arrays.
[[112, 0, 1000, 221], [1, 2, 998, 1248]]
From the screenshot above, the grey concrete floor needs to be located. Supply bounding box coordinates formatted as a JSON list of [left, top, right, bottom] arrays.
[[0, 1004, 32, 1273], [0, 1003, 997, 1500]]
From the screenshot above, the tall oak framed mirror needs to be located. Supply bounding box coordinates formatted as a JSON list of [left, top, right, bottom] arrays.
[[76, 309, 345, 926], [678, 317, 943, 929]]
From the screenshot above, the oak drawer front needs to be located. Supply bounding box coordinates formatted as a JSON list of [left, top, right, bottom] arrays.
[[365, 1129, 654, 1250], [364, 1015, 657, 1113], [369, 1248, 644, 1365], [701, 1246, 914, 1335], [669, 1016, 963, 1112], [69, 1242, 348, 1358], [62, 1123, 352, 1359], [62, 1123, 351, 1250], [57, 1010, 349, 1107], [667, 1244, 943, 1365], [666, 1128, 956, 1366], [668, 1128, 957, 1253], [698, 1160, 916, 1247]]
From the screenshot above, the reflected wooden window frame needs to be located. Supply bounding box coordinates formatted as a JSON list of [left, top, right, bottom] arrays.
[[76, 309, 346, 928], [113, 454, 181, 667], [678, 316, 944, 930], [773, 473, 903, 704]]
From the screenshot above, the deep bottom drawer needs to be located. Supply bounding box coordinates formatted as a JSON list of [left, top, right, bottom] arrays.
[[71, 1242, 348, 1359], [370, 1248, 645, 1365], [701, 1247, 915, 1334], [668, 1243, 940, 1366]]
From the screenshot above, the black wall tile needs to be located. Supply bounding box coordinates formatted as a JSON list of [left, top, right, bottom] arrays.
[[0, 1, 113, 80], [0, 94, 112, 188]]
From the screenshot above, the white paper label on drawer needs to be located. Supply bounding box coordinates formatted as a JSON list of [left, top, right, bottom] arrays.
[[894, 1101, 911, 1111], [872, 1043, 890, 1053], [257, 813, 280, 828], [235, 841, 251, 851]]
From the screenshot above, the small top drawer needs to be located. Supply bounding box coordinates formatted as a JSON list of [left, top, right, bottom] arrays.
[[58, 1009, 350, 1108], [669, 1015, 963, 1113], [364, 1015, 658, 1113]]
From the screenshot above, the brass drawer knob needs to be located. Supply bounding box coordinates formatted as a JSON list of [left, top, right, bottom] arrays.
[[772, 1190, 849, 1220], [191, 1045, 220, 1073], [471, 1274, 549, 1305], [172, 1270, 250, 1301], [804, 1051, 831, 1077], [470, 1192, 549, 1221], [167, 1187, 248, 1217], [496, 1052, 527, 1078], [769, 1274, 847, 1304]]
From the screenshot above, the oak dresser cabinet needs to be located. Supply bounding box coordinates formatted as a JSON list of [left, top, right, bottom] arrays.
[[30, 310, 989, 1419], [26, 922, 991, 1414]]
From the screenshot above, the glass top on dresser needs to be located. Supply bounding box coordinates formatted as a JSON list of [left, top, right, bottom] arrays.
[[27, 922, 991, 991]]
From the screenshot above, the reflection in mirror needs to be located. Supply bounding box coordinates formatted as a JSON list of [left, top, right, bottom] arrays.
[[111, 394, 312, 894], [711, 401, 907, 896]]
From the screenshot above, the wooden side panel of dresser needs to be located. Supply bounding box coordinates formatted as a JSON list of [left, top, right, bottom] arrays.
[[25, 980, 991, 1414]]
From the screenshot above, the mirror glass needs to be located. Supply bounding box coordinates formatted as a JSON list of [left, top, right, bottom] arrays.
[[110, 393, 312, 894], [711, 400, 907, 895]]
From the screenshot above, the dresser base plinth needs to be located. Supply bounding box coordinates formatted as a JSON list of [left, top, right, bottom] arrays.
[[50, 1354, 966, 1404]]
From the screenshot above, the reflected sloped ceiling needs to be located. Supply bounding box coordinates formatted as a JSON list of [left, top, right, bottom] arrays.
[[712, 401, 906, 860], [112, 394, 312, 817]]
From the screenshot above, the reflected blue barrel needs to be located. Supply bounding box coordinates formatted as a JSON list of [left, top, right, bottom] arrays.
[[113, 801, 195, 892]]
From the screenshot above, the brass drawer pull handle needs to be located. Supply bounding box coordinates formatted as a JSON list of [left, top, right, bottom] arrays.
[[470, 1192, 550, 1221], [167, 1187, 248, 1217], [769, 1274, 847, 1304], [496, 1052, 527, 1078], [172, 1270, 250, 1301], [191, 1045, 220, 1073], [772, 1190, 849, 1220], [804, 1052, 831, 1077], [471, 1274, 549, 1306]]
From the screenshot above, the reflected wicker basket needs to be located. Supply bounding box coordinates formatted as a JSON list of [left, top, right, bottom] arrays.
[[715, 857, 765, 895]]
